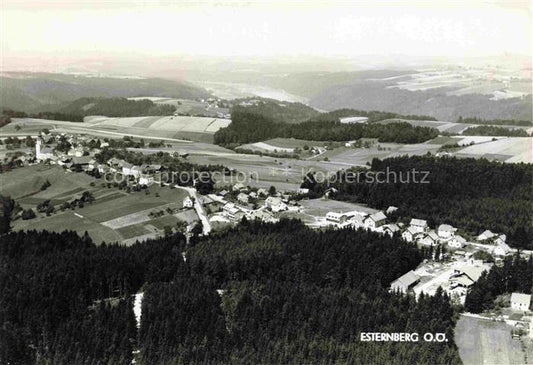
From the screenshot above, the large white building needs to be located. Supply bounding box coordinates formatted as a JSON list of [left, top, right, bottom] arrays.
[[35, 139, 54, 161], [511, 293, 531, 311]]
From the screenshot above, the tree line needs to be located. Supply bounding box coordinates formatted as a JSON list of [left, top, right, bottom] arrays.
[[214, 109, 439, 148], [457, 116, 532, 127], [462, 125, 528, 137]]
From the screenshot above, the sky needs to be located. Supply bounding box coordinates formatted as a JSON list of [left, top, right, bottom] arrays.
[[1, 0, 531, 68]]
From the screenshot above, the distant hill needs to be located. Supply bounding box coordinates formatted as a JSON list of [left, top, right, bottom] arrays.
[[58, 97, 175, 118], [263, 71, 532, 122], [232, 97, 319, 124], [0, 72, 211, 112], [2, 97, 177, 123]]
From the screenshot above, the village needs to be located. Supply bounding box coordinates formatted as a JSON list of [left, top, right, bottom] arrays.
[[2, 128, 532, 342]]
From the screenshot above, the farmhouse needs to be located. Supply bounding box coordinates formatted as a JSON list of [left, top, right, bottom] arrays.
[[265, 197, 287, 212], [390, 270, 420, 294], [326, 212, 346, 225], [222, 203, 240, 219], [493, 242, 511, 257], [364, 211, 387, 230], [437, 224, 456, 239], [237, 193, 249, 204], [477, 230, 496, 241], [409, 219, 428, 234], [71, 156, 92, 171], [249, 209, 279, 224], [121, 163, 134, 176], [449, 265, 489, 294], [418, 231, 439, 246], [402, 226, 419, 243], [510, 293, 531, 311], [381, 223, 400, 237]]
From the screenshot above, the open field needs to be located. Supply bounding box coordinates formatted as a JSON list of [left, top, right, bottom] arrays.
[[0, 165, 97, 200], [455, 315, 527, 365], [455, 137, 532, 163], [262, 138, 324, 149], [279, 199, 379, 225], [237, 138, 330, 154], [299, 198, 379, 217], [238, 142, 295, 153], [188, 152, 350, 191], [6, 166, 192, 244], [6, 116, 231, 143], [381, 68, 531, 101], [318, 137, 530, 165]]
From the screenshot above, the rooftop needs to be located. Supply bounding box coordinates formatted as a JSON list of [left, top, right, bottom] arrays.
[[410, 218, 427, 227], [391, 270, 420, 288]]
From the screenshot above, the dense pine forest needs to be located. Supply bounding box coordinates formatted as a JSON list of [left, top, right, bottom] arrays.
[[456, 116, 532, 127], [214, 109, 439, 147], [1, 220, 462, 364], [465, 254, 533, 313], [461, 125, 528, 137], [0, 230, 186, 364], [306, 155, 533, 249]]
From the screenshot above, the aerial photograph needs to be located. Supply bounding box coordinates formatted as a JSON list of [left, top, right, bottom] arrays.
[[0, 0, 531, 364]]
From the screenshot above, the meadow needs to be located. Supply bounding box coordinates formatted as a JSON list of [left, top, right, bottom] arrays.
[[3, 166, 194, 244]]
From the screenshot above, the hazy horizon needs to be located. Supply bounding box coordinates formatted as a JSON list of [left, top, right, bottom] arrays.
[[1, 0, 531, 75]]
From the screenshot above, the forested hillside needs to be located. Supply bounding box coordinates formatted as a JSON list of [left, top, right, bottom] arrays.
[[61, 97, 176, 118], [215, 109, 439, 147], [4, 97, 176, 123], [306, 156, 533, 249], [0, 230, 186, 364], [0, 220, 462, 364], [0, 72, 210, 112], [233, 98, 320, 123], [140, 220, 460, 364], [263, 71, 533, 121]]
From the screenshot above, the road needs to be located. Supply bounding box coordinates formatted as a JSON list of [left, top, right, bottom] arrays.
[[172, 185, 211, 235]]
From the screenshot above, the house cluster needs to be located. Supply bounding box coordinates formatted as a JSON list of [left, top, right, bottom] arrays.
[[391, 258, 493, 305], [208, 183, 301, 225], [324, 207, 406, 239], [400, 220, 510, 257], [35, 133, 102, 162]]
